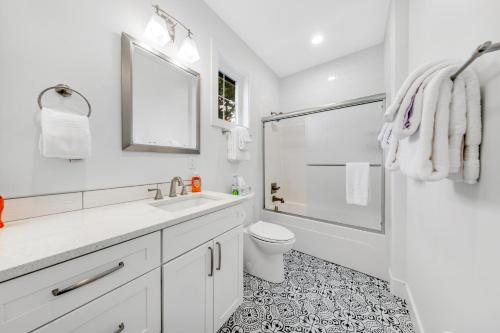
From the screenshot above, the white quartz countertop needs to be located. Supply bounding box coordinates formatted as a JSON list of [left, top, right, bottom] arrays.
[[0, 191, 249, 283]]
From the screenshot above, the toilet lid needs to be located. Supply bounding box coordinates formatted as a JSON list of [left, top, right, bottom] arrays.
[[249, 221, 295, 243]]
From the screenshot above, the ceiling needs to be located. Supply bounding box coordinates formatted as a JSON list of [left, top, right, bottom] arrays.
[[204, 0, 391, 77]]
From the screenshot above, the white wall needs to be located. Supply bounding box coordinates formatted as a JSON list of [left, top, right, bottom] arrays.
[[389, 0, 500, 332], [279, 44, 385, 112], [0, 0, 280, 225], [384, 0, 410, 301]]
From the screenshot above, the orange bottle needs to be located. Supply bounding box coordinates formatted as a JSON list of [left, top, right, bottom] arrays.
[[191, 174, 202, 192], [0, 196, 4, 229]]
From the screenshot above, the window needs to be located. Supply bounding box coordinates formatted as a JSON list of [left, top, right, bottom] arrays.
[[218, 71, 237, 123]]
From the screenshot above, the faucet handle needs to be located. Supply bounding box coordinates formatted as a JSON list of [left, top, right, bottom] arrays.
[[148, 188, 164, 200]]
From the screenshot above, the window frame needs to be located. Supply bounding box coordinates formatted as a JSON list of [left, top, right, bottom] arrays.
[[210, 40, 249, 130]]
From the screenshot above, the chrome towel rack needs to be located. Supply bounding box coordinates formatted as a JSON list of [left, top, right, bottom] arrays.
[[451, 41, 500, 81], [37, 84, 92, 117]]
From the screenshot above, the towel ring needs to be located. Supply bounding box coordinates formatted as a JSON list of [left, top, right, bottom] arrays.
[[37, 84, 92, 118]]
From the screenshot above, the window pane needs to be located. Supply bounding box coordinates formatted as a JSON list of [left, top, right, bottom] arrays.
[[218, 76, 224, 96], [217, 71, 237, 123], [225, 81, 236, 102], [224, 99, 236, 123]]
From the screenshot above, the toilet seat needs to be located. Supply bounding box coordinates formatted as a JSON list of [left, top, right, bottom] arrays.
[[248, 221, 295, 243]]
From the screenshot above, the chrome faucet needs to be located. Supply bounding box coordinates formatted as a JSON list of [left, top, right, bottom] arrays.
[[148, 188, 164, 200], [169, 176, 188, 197]]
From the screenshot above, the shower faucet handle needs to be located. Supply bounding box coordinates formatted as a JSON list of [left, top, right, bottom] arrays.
[[271, 182, 281, 194], [272, 195, 284, 204]]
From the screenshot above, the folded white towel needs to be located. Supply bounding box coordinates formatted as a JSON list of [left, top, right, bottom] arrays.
[[399, 66, 458, 181], [384, 60, 453, 122], [462, 69, 482, 184], [346, 162, 370, 206], [39, 107, 91, 160]]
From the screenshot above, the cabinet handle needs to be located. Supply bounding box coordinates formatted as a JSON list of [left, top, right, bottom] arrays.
[[216, 242, 222, 271], [208, 246, 214, 277], [51, 261, 125, 296], [113, 323, 125, 333]]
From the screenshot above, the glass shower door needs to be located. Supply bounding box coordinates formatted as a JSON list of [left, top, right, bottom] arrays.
[[263, 99, 385, 232]]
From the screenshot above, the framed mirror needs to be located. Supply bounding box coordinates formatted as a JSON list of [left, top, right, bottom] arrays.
[[121, 33, 200, 154]]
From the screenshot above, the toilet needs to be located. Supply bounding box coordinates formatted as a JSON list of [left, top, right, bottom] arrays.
[[241, 196, 296, 283]]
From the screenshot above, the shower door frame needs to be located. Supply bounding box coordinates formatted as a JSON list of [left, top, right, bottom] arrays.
[[261, 93, 386, 234]]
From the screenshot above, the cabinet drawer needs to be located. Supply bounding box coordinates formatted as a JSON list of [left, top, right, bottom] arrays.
[[34, 268, 161, 333], [162, 204, 244, 262], [0, 232, 161, 333]]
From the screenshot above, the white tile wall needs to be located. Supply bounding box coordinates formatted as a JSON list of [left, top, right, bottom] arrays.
[[4, 192, 83, 222], [1, 181, 197, 224]]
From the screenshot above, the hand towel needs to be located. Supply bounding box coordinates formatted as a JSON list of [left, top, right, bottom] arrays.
[[346, 162, 370, 206], [39, 107, 91, 159], [399, 66, 458, 181], [227, 128, 250, 162], [236, 127, 252, 150]]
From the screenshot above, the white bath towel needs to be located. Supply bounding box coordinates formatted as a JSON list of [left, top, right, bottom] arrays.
[[448, 75, 467, 175], [39, 107, 91, 159], [399, 66, 458, 181], [462, 69, 482, 184], [346, 162, 370, 206], [383, 60, 454, 122]]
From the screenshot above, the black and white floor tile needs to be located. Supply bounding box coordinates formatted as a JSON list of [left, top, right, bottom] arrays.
[[219, 250, 414, 333]]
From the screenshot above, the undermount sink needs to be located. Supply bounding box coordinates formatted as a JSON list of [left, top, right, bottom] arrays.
[[150, 194, 220, 213]]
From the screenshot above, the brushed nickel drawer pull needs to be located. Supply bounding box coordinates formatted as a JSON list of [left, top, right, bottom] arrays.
[[216, 242, 221, 271], [114, 323, 125, 333], [51, 262, 125, 296], [208, 246, 214, 277]]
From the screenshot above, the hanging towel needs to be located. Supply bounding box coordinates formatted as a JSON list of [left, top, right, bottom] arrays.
[[346, 162, 370, 206], [461, 69, 482, 184], [236, 127, 252, 150], [398, 66, 458, 181], [227, 127, 250, 162], [383, 60, 454, 122], [39, 107, 91, 159]]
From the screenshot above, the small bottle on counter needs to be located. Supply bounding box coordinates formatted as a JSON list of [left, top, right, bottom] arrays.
[[191, 173, 202, 192], [0, 196, 4, 229]]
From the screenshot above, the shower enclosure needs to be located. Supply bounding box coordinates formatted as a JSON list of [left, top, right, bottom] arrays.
[[262, 94, 385, 233]]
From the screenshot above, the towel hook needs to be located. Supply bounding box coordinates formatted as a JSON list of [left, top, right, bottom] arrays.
[[37, 84, 92, 117]]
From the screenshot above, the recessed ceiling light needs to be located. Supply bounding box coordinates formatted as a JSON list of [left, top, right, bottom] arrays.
[[311, 34, 324, 45], [327, 76, 336, 81]]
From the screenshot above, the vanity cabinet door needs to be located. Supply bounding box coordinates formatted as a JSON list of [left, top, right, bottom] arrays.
[[163, 240, 214, 333], [213, 226, 244, 331], [33, 268, 161, 333]]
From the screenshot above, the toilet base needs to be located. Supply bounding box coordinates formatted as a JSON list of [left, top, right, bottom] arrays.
[[243, 232, 294, 283]]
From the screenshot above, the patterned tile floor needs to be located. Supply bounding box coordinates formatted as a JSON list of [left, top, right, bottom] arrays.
[[219, 250, 414, 333]]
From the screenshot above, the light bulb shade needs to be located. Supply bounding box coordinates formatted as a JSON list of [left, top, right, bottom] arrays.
[[144, 14, 171, 46], [179, 36, 200, 63]]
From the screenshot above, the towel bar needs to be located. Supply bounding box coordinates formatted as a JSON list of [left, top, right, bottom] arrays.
[[451, 41, 500, 81], [37, 84, 92, 117]]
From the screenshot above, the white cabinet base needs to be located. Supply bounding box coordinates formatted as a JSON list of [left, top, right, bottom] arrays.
[[34, 268, 161, 333]]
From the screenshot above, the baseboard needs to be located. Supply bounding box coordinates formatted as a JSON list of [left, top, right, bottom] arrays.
[[389, 270, 425, 333]]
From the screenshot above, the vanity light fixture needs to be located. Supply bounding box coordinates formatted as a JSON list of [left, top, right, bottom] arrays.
[[179, 31, 200, 63], [144, 4, 200, 63]]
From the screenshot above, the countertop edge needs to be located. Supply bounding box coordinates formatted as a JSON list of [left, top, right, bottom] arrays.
[[0, 195, 249, 283]]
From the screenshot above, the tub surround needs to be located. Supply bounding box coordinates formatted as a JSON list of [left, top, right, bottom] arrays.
[[0, 191, 247, 283]]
